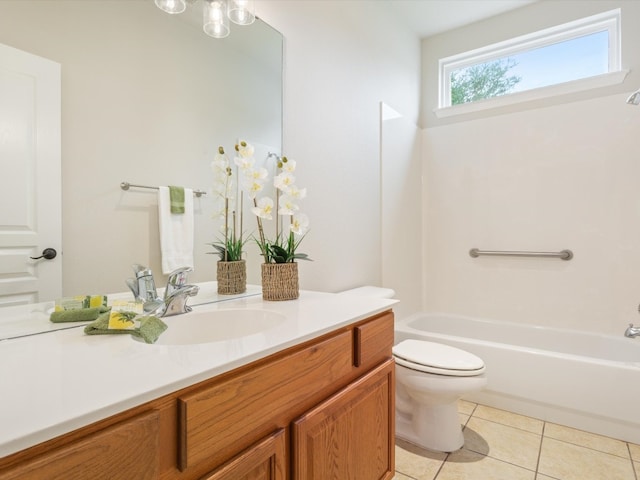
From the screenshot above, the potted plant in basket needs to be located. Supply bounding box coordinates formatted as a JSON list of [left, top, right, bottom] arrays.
[[209, 146, 247, 294], [235, 141, 311, 300]]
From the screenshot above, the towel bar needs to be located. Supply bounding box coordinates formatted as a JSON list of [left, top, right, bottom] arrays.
[[469, 248, 573, 260], [120, 182, 206, 197]]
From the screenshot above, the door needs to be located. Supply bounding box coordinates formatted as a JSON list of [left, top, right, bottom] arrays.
[[292, 360, 395, 480], [201, 429, 286, 480], [0, 42, 61, 305], [0, 411, 160, 480]]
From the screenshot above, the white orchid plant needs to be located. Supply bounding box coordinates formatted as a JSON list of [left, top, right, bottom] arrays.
[[209, 146, 245, 262], [235, 140, 311, 264]]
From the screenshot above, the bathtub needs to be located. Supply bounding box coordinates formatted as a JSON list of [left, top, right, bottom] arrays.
[[394, 313, 640, 444]]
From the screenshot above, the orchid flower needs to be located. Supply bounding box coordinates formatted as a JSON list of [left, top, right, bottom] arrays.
[[234, 145, 311, 264], [290, 213, 309, 236], [211, 148, 234, 199], [252, 197, 274, 220], [210, 145, 244, 262], [236, 139, 255, 159], [242, 170, 268, 199], [278, 194, 299, 215], [274, 171, 295, 192], [281, 158, 296, 173], [234, 154, 254, 172], [286, 185, 307, 200]]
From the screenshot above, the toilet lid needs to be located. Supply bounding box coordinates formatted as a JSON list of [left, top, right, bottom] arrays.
[[393, 339, 485, 376]]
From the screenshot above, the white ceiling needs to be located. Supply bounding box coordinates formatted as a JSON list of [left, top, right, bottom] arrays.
[[373, 0, 537, 38]]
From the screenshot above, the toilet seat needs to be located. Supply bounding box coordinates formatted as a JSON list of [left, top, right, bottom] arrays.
[[393, 339, 486, 377]]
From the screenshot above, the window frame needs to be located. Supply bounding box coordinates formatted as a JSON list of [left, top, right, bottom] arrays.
[[437, 9, 623, 113]]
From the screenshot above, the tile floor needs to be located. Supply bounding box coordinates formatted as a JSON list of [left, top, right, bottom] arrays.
[[394, 400, 640, 480]]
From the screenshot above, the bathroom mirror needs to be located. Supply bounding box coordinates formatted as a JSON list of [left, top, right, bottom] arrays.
[[0, 1, 282, 304]]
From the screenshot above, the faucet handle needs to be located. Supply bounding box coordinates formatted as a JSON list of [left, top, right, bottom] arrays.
[[167, 266, 192, 285], [165, 266, 193, 299], [132, 263, 147, 275]]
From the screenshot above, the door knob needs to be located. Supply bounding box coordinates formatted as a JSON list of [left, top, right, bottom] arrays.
[[30, 248, 57, 260]]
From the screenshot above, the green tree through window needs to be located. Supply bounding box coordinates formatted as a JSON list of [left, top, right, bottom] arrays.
[[451, 58, 521, 105]]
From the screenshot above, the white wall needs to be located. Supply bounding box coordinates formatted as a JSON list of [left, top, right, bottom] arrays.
[[255, 1, 421, 294], [422, 1, 640, 335]]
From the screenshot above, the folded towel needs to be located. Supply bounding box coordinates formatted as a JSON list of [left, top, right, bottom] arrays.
[[84, 312, 168, 344], [158, 186, 194, 275], [169, 185, 185, 214], [50, 306, 111, 323]]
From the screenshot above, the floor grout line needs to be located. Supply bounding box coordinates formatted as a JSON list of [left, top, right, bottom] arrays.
[[534, 421, 546, 477], [468, 414, 544, 437], [543, 435, 634, 460], [627, 443, 638, 480], [431, 451, 449, 480]]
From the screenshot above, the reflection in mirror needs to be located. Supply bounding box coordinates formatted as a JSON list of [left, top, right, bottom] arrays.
[[0, 1, 283, 303]]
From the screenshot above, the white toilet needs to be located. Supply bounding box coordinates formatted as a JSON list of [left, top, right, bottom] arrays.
[[393, 339, 487, 452], [338, 286, 487, 452], [338, 285, 397, 299]]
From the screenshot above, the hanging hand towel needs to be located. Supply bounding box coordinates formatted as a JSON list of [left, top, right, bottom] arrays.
[[169, 185, 185, 214], [158, 186, 194, 274]]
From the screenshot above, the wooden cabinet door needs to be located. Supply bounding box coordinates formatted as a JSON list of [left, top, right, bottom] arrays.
[[200, 429, 286, 480], [0, 411, 160, 480], [292, 360, 395, 480]]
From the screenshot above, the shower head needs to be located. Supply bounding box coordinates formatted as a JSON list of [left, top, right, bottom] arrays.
[[627, 88, 640, 105]]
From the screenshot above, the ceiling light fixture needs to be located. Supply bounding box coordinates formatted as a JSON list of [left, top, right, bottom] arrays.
[[155, 0, 255, 39]]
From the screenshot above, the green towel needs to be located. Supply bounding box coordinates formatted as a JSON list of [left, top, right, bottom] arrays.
[[169, 185, 185, 214], [50, 306, 111, 323], [84, 312, 168, 344]]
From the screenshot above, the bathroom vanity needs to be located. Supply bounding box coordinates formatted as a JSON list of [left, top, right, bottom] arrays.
[[0, 291, 396, 480]]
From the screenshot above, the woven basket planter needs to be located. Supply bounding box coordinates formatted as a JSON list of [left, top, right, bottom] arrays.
[[217, 260, 247, 295], [261, 262, 299, 301]]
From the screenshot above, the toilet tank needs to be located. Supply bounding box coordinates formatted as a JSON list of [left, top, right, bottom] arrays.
[[338, 286, 396, 299]]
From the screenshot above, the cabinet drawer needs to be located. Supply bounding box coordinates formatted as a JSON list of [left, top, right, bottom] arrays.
[[178, 330, 353, 472], [0, 410, 160, 480], [354, 311, 394, 367]]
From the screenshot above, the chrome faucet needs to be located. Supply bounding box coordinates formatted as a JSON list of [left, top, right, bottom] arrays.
[[161, 283, 200, 317], [625, 323, 640, 338], [159, 267, 199, 317], [126, 264, 163, 313], [126, 265, 199, 316], [626, 304, 640, 338]]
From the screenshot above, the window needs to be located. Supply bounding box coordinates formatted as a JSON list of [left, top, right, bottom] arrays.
[[438, 9, 623, 112]]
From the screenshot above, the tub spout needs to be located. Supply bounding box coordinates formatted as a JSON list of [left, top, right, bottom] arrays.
[[624, 323, 640, 338]]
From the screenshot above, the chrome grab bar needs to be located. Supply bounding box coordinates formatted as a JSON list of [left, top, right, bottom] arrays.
[[469, 248, 573, 261]]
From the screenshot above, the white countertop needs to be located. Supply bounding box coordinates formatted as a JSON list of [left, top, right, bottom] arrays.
[[0, 288, 396, 458]]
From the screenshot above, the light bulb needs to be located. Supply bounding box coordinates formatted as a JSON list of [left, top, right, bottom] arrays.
[[155, 0, 186, 15], [203, 0, 230, 39], [227, 0, 255, 26]]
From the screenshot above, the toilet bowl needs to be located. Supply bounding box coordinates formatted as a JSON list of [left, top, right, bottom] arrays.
[[393, 339, 487, 452], [337, 286, 487, 452]]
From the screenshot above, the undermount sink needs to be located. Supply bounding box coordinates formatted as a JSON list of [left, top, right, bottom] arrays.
[[137, 309, 286, 346]]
